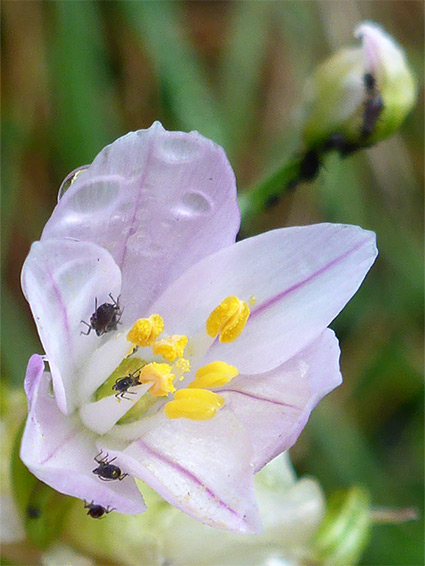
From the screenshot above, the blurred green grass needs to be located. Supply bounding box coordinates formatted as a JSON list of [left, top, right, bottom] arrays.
[[1, 1, 423, 564]]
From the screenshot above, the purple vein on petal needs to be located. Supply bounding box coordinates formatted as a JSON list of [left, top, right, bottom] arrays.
[[250, 238, 370, 320], [47, 266, 72, 350], [220, 389, 299, 410], [39, 427, 81, 465], [134, 437, 243, 521], [118, 134, 157, 271]]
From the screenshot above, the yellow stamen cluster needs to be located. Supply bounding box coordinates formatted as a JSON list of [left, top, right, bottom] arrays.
[[138, 362, 176, 397], [189, 361, 238, 389], [123, 296, 249, 421], [164, 388, 224, 420], [152, 335, 188, 362], [164, 361, 238, 420], [127, 315, 164, 347], [206, 296, 250, 343]]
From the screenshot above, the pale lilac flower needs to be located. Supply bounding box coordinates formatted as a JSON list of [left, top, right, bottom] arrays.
[[159, 454, 326, 566], [20, 122, 377, 533], [63, 454, 325, 566]]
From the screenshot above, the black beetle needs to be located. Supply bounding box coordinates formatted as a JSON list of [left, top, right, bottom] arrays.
[[112, 367, 143, 400], [84, 500, 114, 519], [363, 72, 376, 93], [81, 294, 123, 337], [26, 505, 41, 519], [299, 149, 321, 182], [92, 451, 128, 482], [361, 72, 384, 139], [362, 93, 384, 138]]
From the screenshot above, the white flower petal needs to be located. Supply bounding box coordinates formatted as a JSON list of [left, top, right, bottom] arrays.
[[41, 123, 240, 321], [101, 410, 260, 533], [21, 238, 122, 414], [20, 365, 145, 514], [218, 330, 342, 471], [151, 223, 377, 374]]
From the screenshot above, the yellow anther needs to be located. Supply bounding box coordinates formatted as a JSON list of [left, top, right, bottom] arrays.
[[206, 296, 250, 343], [127, 314, 164, 347], [164, 388, 225, 421], [249, 295, 257, 306], [189, 361, 239, 389], [152, 335, 188, 362], [138, 362, 175, 397]]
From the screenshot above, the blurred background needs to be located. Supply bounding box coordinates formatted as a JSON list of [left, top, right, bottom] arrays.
[[1, 1, 423, 564]]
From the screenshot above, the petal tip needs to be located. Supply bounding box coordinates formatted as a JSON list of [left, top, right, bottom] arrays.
[[148, 120, 165, 132], [24, 353, 44, 409], [354, 20, 383, 40]]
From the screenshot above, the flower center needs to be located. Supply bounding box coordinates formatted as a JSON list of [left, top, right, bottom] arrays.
[[104, 296, 250, 423]]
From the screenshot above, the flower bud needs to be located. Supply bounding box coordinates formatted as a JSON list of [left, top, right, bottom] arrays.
[[311, 485, 371, 566], [302, 22, 416, 153]]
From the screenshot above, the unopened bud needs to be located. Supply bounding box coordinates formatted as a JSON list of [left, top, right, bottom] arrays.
[[302, 22, 416, 154], [311, 485, 371, 565]]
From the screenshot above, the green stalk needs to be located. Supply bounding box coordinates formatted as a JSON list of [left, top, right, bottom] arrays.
[[238, 153, 305, 230]]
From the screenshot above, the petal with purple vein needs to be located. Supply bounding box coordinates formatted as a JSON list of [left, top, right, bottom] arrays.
[[218, 329, 342, 472], [151, 223, 377, 374], [41, 123, 240, 321], [21, 238, 122, 414], [20, 369, 145, 514], [101, 410, 260, 533]]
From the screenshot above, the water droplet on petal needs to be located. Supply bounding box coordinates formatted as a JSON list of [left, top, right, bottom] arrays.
[[66, 178, 120, 214], [175, 191, 212, 217], [158, 135, 203, 163], [57, 166, 89, 202]]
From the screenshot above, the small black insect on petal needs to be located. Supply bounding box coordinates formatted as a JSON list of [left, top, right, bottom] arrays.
[[81, 293, 123, 337], [92, 451, 128, 482], [84, 500, 114, 519], [112, 367, 143, 400]]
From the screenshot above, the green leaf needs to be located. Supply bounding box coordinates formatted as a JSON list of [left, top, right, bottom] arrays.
[[239, 154, 301, 231], [50, 1, 120, 170], [219, 2, 271, 160], [10, 420, 72, 549]]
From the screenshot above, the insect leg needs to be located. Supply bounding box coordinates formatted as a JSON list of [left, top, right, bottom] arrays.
[[80, 320, 92, 335]]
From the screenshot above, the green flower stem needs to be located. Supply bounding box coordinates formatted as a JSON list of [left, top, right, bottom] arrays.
[[370, 506, 418, 524], [238, 154, 302, 231], [238, 135, 365, 234]]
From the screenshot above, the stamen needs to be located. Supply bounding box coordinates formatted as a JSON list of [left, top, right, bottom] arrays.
[[206, 296, 250, 343], [127, 314, 164, 347], [189, 361, 238, 389], [164, 388, 225, 421], [138, 362, 175, 397], [152, 335, 188, 362]]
